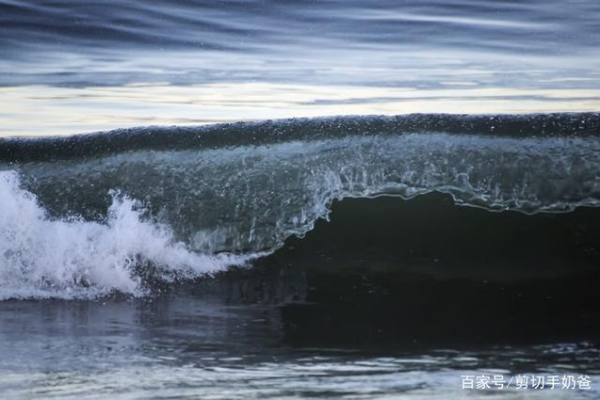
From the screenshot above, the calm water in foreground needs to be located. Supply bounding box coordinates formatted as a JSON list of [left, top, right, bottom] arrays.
[[1, 294, 599, 400]]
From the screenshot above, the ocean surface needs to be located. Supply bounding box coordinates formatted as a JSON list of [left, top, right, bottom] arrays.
[[1, 0, 600, 136], [1, 1, 600, 399]]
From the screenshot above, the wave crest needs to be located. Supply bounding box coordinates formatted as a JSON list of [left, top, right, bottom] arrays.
[[0, 171, 253, 300]]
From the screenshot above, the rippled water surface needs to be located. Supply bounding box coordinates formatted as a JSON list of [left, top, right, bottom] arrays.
[[1, 0, 600, 136], [1, 295, 599, 400]]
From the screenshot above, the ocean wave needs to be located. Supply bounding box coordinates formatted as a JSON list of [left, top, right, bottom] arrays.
[[1, 114, 600, 299], [0, 171, 254, 300], [1, 114, 598, 162]]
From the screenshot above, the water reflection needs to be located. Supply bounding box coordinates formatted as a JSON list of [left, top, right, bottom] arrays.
[[0, 294, 598, 399], [2, 83, 600, 137]]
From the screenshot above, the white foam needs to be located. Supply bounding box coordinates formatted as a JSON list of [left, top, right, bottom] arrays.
[[0, 171, 253, 300]]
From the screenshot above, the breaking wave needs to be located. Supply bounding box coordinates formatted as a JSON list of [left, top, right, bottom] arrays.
[[1, 114, 599, 299], [0, 171, 255, 300]]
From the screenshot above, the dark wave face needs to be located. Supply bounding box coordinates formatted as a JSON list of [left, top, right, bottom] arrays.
[[1, 114, 599, 299]]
